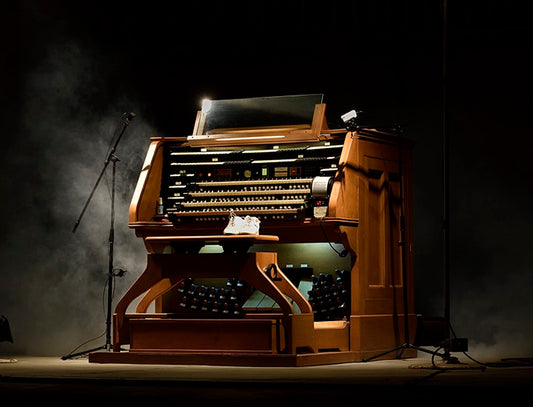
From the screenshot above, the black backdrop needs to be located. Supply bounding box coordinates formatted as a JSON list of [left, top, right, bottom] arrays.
[[1, 0, 532, 358]]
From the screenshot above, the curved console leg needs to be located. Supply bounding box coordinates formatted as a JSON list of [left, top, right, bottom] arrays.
[[270, 262, 313, 314], [240, 252, 316, 353], [135, 278, 183, 313], [113, 255, 173, 351]]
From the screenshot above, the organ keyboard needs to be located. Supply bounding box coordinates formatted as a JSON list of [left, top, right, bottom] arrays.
[[164, 140, 342, 223], [90, 94, 418, 366]]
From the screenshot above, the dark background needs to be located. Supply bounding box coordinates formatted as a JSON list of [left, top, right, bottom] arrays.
[[1, 0, 532, 359]]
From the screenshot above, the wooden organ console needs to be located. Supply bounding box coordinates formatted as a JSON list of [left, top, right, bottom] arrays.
[[89, 94, 417, 366]]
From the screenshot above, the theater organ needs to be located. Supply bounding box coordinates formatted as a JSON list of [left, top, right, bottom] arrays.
[[89, 94, 417, 366]]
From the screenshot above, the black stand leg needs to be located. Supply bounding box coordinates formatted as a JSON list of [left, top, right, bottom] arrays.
[[61, 113, 135, 360]]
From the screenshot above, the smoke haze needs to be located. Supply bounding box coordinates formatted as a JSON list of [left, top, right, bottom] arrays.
[[0, 39, 152, 356]]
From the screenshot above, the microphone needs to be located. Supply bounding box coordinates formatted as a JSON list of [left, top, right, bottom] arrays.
[[124, 112, 136, 121], [112, 268, 127, 277]]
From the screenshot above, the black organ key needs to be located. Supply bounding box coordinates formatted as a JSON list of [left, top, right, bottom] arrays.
[[176, 278, 247, 317], [309, 270, 351, 321]]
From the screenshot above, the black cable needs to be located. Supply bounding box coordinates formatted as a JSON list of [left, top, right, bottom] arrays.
[[61, 275, 110, 359], [431, 346, 448, 369], [445, 319, 492, 369], [318, 217, 348, 257], [61, 330, 106, 360]]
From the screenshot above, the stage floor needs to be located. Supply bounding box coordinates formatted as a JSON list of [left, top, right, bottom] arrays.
[[1, 353, 532, 404]]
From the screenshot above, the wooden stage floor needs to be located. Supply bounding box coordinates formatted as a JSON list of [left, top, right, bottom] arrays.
[[1, 353, 532, 404]]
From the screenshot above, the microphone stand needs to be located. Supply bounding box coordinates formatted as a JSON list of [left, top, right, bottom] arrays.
[[62, 112, 135, 360]]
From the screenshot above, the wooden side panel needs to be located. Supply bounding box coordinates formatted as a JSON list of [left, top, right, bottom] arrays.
[[129, 319, 278, 353], [129, 140, 165, 223], [349, 135, 415, 317], [314, 320, 350, 351], [349, 314, 417, 357], [329, 132, 360, 221], [363, 155, 401, 314], [328, 132, 360, 259]]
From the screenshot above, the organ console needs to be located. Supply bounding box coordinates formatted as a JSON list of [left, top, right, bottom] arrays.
[[89, 94, 417, 366]]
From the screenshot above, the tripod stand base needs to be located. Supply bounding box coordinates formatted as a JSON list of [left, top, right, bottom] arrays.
[[361, 343, 418, 362], [362, 342, 455, 364], [61, 344, 111, 360]]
